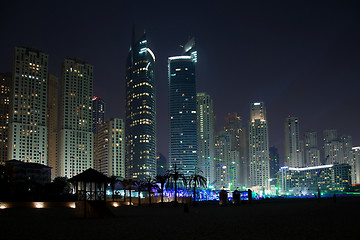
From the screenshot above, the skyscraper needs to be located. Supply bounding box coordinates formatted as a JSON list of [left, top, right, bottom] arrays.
[[58, 58, 93, 178], [214, 131, 239, 190], [323, 129, 342, 164], [92, 96, 105, 134], [8, 47, 48, 165], [94, 118, 125, 177], [197, 92, 215, 186], [168, 37, 197, 177], [248, 102, 270, 188], [47, 73, 59, 178], [304, 131, 320, 166], [224, 112, 248, 187], [125, 31, 156, 180], [284, 116, 303, 167], [0, 72, 11, 164], [269, 146, 280, 179], [352, 147, 360, 184]]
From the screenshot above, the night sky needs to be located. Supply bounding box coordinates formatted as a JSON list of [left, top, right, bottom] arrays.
[[1, 1, 360, 164]]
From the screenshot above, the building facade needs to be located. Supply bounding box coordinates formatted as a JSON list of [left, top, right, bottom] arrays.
[[304, 131, 320, 166], [352, 147, 360, 184], [47, 74, 58, 178], [197, 92, 215, 186], [224, 112, 248, 188], [269, 146, 280, 179], [279, 164, 351, 194], [94, 118, 125, 177], [58, 58, 93, 178], [284, 116, 303, 168], [168, 37, 197, 177], [92, 96, 105, 134], [248, 102, 270, 188], [0, 73, 11, 164], [8, 47, 48, 165], [125, 32, 157, 180]]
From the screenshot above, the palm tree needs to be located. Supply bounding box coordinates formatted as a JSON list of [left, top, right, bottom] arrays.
[[134, 180, 144, 206], [167, 164, 187, 206], [143, 177, 157, 206], [189, 170, 207, 205], [109, 176, 118, 202], [121, 179, 135, 205], [155, 174, 168, 205]]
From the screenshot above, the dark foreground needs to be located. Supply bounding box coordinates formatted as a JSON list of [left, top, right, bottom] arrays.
[[1, 197, 359, 240]]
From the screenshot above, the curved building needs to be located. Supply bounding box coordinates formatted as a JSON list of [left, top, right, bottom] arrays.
[[125, 32, 156, 180]]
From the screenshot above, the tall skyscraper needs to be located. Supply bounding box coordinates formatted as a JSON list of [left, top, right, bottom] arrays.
[[0, 73, 11, 164], [168, 37, 197, 177], [92, 96, 105, 134], [323, 129, 342, 164], [47, 73, 59, 178], [352, 147, 360, 184], [156, 152, 168, 176], [8, 47, 48, 165], [125, 31, 157, 180], [197, 92, 215, 186], [248, 102, 270, 188], [269, 146, 280, 179], [304, 131, 320, 166], [224, 112, 248, 187], [284, 116, 303, 167], [58, 58, 93, 178], [214, 131, 239, 190], [94, 118, 125, 177]]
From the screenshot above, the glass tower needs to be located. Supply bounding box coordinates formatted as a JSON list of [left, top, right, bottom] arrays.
[[125, 31, 156, 180], [92, 96, 105, 134], [168, 37, 197, 177]]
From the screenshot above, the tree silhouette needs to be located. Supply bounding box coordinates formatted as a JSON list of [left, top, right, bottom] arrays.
[[155, 174, 169, 205], [109, 176, 119, 202], [167, 164, 187, 206], [143, 177, 157, 206], [189, 170, 207, 205], [134, 180, 144, 206], [121, 179, 135, 205]]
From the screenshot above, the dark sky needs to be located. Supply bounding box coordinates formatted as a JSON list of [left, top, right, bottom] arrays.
[[1, 1, 360, 163]]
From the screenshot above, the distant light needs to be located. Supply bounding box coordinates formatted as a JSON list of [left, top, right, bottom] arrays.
[[34, 202, 44, 208], [254, 103, 261, 106], [112, 202, 119, 208], [0, 204, 6, 209], [168, 56, 192, 61], [69, 202, 76, 208]]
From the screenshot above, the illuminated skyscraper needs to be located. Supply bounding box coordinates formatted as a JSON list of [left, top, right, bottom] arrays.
[[323, 129, 342, 164], [197, 92, 215, 185], [0, 73, 11, 164], [125, 31, 156, 180], [304, 131, 320, 166], [92, 96, 105, 134], [224, 112, 248, 187], [248, 102, 270, 188], [284, 116, 303, 167], [168, 37, 197, 177], [47, 73, 59, 178], [58, 58, 93, 178], [269, 146, 280, 179], [8, 47, 48, 165], [94, 118, 125, 177], [352, 147, 360, 184]]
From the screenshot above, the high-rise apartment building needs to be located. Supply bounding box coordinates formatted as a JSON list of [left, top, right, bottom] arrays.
[[323, 129, 342, 165], [197, 92, 215, 186], [125, 32, 156, 180], [58, 58, 93, 178], [94, 118, 125, 177], [304, 131, 320, 166], [0, 73, 11, 164], [8, 47, 48, 165], [224, 112, 248, 187], [214, 131, 239, 190], [47, 74, 58, 178], [352, 147, 360, 184], [269, 146, 280, 179], [284, 116, 303, 167], [168, 37, 197, 177], [92, 96, 105, 134], [248, 102, 270, 188]]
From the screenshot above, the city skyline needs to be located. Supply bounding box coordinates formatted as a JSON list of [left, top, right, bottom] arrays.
[[1, 1, 360, 161]]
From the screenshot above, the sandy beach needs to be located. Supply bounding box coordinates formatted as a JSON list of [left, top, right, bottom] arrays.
[[1, 197, 359, 240]]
